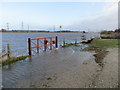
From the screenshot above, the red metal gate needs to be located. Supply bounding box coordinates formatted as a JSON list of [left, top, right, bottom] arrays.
[[28, 36, 58, 56]]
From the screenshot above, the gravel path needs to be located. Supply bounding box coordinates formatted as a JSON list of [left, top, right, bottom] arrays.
[[92, 48, 118, 88], [48, 48, 118, 88]]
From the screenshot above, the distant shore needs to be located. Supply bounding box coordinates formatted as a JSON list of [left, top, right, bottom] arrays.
[[0, 31, 81, 33]]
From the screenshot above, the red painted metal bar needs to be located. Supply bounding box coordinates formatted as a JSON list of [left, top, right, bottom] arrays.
[[31, 41, 37, 46], [28, 36, 58, 55], [31, 38, 56, 48], [30, 37, 55, 40], [31, 43, 54, 49]]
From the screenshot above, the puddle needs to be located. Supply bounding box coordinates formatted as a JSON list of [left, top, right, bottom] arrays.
[[69, 44, 88, 51]]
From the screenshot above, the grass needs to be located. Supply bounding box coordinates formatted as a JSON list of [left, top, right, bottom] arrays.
[[62, 43, 81, 47], [42, 83, 50, 88], [81, 38, 119, 51], [47, 77, 52, 80], [29, 83, 51, 88], [1, 55, 30, 66], [2, 53, 8, 58], [29, 84, 36, 88], [91, 38, 118, 48]]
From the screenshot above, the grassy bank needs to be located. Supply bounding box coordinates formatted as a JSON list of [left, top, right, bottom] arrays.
[[82, 38, 118, 51], [1, 55, 30, 66], [62, 43, 81, 47]]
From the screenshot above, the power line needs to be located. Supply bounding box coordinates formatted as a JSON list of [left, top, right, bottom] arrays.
[[28, 24, 29, 30], [6, 23, 9, 30], [21, 21, 24, 30], [53, 25, 55, 32]]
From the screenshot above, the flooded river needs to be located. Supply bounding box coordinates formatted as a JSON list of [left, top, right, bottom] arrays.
[[2, 32, 100, 56], [2, 32, 100, 88], [2, 47, 98, 88]]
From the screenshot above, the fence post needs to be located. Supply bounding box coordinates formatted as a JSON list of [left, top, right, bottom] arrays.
[[75, 39, 77, 45], [50, 38, 52, 50], [28, 38, 32, 56], [63, 39, 65, 46], [37, 39, 39, 53], [44, 39, 47, 51], [7, 44, 11, 60], [55, 36, 58, 48]]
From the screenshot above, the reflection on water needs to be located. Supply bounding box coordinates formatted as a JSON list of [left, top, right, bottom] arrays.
[[2, 47, 95, 88]]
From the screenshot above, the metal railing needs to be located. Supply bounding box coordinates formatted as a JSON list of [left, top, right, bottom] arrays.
[[28, 36, 58, 56]]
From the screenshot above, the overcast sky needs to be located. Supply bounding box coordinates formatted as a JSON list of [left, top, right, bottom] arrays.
[[0, 0, 119, 31]]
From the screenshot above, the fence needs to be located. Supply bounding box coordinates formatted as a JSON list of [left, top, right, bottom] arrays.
[[0, 44, 29, 62], [28, 36, 58, 56]]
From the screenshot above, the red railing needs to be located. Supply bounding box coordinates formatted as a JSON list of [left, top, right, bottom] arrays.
[[28, 36, 58, 55]]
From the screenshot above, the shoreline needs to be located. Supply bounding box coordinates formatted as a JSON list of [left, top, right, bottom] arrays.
[[0, 31, 81, 33]]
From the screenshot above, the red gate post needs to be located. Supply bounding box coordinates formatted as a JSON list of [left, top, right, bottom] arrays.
[[50, 38, 52, 50], [44, 38, 47, 51], [55, 36, 58, 48], [37, 39, 39, 53], [28, 38, 32, 56], [75, 39, 77, 45]]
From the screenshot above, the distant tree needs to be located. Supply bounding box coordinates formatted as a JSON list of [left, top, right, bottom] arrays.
[[101, 30, 109, 34], [1, 29, 6, 31], [115, 28, 120, 32], [83, 31, 86, 33]]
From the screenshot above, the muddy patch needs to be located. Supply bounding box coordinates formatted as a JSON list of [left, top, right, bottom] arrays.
[[81, 46, 109, 67], [93, 49, 109, 67]]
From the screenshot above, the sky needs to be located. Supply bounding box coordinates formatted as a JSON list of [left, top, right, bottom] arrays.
[[0, 0, 119, 31]]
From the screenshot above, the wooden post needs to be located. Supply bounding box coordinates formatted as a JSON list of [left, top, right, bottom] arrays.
[[28, 38, 32, 56], [7, 44, 11, 60], [37, 39, 39, 53], [55, 36, 58, 48]]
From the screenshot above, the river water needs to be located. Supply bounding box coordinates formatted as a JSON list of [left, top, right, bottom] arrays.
[[2, 32, 100, 56], [2, 32, 100, 88]]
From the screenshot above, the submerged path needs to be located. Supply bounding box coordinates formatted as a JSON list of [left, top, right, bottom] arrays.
[[3, 47, 98, 88], [3, 48, 118, 88]]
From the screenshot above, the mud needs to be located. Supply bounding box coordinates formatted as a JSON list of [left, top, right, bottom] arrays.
[[93, 50, 109, 66]]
